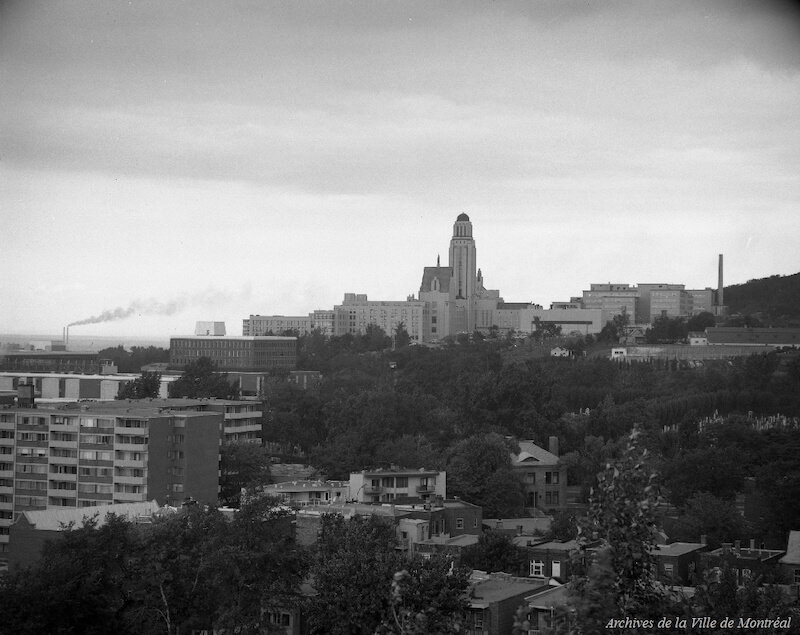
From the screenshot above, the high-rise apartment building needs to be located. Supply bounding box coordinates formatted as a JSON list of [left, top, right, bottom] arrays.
[[0, 404, 222, 558]]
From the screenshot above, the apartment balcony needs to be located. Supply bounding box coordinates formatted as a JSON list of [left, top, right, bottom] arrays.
[[113, 491, 146, 502], [114, 475, 146, 486], [115, 426, 147, 435], [48, 471, 77, 481], [49, 439, 78, 447], [416, 484, 436, 494], [115, 459, 147, 468], [223, 411, 262, 420], [363, 486, 383, 495], [48, 488, 77, 499], [114, 442, 149, 452]]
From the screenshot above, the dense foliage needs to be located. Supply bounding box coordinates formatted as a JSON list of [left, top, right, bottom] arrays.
[[0, 498, 307, 635], [97, 345, 169, 373], [117, 371, 161, 399], [167, 357, 240, 398], [724, 272, 800, 327]]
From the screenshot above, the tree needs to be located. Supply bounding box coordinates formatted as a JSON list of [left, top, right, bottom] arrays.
[[117, 371, 161, 399], [569, 428, 666, 629], [376, 556, 471, 635], [307, 514, 403, 635], [645, 316, 688, 344], [547, 510, 579, 541], [670, 492, 750, 550], [394, 321, 411, 349], [460, 530, 525, 574], [445, 434, 525, 517], [686, 311, 716, 332], [661, 447, 743, 506], [219, 442, 273, 506], [167, 357, 239, 398], [0, 513, 138, 635]]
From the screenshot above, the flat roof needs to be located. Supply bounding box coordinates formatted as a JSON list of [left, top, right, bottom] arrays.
[[17, 500, 160, 531], [170, 336, 297, 341], [0, 371, 178, 381], [470, 578, 546, 604], [0, 351, 97, 357], [9, 404, 221, 418], [651, 542, 707, 557]]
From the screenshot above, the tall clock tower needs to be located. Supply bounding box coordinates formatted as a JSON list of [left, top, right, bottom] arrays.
[[448, 213, 477, 332]]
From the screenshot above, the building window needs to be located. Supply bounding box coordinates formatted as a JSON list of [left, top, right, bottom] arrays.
[[545, 471, 559, 485], [456, 518, 464, 530], [530, 560, 544, 577], [663, 563, 674, 578], [395, 477, 408, 488]]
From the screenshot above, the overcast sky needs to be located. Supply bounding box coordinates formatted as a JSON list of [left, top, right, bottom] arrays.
[[2, 1, 799, 338]]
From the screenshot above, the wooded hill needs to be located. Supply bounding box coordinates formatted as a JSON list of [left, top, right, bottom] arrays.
[[725, 271, 800, 326]]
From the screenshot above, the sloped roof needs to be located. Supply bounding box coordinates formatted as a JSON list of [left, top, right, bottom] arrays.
[[779, 530, 800, 565], [419, 266, 452, 295], [16, 500, 160, 531], [511, 441, 560, 467]]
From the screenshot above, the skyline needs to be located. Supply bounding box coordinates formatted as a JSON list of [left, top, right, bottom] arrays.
[[2, 1, 799, 338]]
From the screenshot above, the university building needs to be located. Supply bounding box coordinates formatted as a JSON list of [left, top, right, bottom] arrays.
[[169, 335, 297, 372]]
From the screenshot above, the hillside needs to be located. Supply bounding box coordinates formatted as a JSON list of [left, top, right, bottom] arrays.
[[724, 272, 800, 327]]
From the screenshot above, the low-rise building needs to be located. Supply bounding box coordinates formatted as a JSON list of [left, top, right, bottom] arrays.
[[260, 480, 349, 507], [778, 531, 800, 586], [349, 468, 445, 504], [7, 500, 160, 570], [514, 538, 579, 581], [699, 541, 785, 585], [650, 542, 708, 585], [523, 583, 572, 635], [465, 572, 548, 635]]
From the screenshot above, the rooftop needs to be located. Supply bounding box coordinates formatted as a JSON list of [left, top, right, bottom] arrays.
[[779, 530, 800, 566], [651, 542, 707, 557], [469, 573, 546, 606], [511, 441, 560, 467], [16, 500, 160, 531]]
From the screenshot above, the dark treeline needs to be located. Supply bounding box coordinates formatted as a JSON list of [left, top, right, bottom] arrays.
[[0, 499, 469, 635], [265, 332, 800, 538], [97, 345, 169, 373]]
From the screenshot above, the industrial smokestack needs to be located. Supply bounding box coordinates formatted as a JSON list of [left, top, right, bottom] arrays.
[[717, 254, 724, 307], [65, 325, 69, 350]]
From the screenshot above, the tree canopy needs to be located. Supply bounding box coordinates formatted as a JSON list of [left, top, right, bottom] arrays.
[[167, 357, 239, 399]]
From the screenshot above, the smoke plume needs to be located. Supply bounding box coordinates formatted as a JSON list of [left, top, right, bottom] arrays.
[[68, 287, 251, 327]]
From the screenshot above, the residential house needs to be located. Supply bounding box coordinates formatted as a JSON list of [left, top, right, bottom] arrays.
[[510, 438, 566, 512]]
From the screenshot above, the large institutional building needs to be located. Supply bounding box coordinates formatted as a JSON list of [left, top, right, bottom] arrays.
[[329, 214, 602, 341], [242, 215, 725, 342]]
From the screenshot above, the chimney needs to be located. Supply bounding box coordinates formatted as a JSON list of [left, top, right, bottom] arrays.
[[750, 538, 755, 550], [548, 436, 559, 457], [717, 254, 724, 307]]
